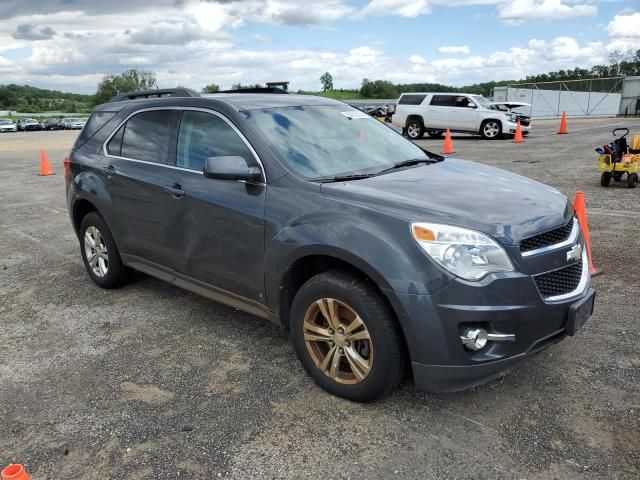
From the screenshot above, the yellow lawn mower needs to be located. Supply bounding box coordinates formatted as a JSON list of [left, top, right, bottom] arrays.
[[596, 128, 640, 189]]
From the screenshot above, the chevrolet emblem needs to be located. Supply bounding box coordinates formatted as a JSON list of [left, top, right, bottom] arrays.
[[566, 243, 583, 263]]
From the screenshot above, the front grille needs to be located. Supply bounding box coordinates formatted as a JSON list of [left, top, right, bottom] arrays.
[[520, 219, 574, 253], [520, 120, 530, 127], [534, 260, 583, 297]]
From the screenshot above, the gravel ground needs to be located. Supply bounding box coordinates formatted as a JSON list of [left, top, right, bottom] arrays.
[[1, 118, 639, 479]]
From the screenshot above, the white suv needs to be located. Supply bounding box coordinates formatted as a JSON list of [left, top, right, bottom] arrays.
[[392, 92, 531, 140]]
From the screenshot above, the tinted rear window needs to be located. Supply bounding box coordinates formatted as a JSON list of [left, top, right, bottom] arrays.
[[398, 94, 427, 105], [121, 110, 174, 164], [430, 95, 458, 107]]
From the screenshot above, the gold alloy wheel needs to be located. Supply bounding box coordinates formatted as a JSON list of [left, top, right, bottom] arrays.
[[303, 298, 373, 384]]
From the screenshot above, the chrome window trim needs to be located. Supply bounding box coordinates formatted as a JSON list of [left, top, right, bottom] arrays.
[[102, 106, 267, 183], [521, 218, 579, 258], [540, 248, 590, 303]]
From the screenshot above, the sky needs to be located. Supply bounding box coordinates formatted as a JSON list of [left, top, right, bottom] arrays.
[[0, 0, 639, 94]]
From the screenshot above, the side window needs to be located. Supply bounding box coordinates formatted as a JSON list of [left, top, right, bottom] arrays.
[[398, 94, 427, 105], [107, 125, 124, 156], [120, 110, 174, 163], [177, 111, 254, 172], [454, 96, 474, 108], [430, 95, 457, 107]]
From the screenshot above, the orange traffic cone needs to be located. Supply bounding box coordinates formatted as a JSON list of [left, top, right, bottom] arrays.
[[558, 111, 568, 134], [39, 149, 54, 176], [2, 464, 32, 480], [513, 121, 524, 143], [441, 129, 455, 154], [573, 192, 602, 277]]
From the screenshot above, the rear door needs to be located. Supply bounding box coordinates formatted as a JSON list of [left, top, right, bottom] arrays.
[[426, 95, 455, 129], [103, 109, 178, 267], [164, 109, 266, 302]]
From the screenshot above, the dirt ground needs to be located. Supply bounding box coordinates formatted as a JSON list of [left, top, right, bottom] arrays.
[[1, 118, 639, 479]]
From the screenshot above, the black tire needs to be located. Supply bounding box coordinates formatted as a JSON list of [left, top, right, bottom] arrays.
[[79, 212, 130, 289], [427, 130, 444, 138], [290, 270, 405, 402], [628, 172, 638, 189], [480, 120, 502, 140], [601, 172, 612, 187], [405, 119, 424, 140]]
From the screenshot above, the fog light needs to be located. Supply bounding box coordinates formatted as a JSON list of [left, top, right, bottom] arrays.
[[461, 328, 488, 351]]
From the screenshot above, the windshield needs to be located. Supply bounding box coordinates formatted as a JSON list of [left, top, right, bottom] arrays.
[[243, 105, 428, 180], [471, 96, 492, 108]]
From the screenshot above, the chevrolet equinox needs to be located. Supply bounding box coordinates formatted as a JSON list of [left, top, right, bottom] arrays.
[[65, 88, 595, 401]]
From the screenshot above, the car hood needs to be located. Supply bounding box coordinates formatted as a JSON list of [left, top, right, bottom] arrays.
[[320, 158, 569, 245], [488, 101, 531, 111]]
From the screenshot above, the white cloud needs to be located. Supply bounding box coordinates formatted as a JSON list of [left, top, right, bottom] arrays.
[[361, 0, 431, 18], [498, 0, 597, 24], [605, 11, 640, 53], [438, 45, 470, 54], [409, 54, 427, 64]]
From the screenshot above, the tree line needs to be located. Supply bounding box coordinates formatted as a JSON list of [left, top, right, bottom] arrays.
[[0, 84, 92, 113]]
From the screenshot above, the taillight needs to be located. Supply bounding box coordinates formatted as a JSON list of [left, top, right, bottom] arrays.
[[64, 155, 71, 179]]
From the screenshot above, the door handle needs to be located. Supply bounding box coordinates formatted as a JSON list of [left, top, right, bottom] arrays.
[[164, 184, 185, 198]]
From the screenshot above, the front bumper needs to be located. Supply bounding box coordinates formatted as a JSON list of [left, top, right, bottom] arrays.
[[388, 257, 593, 393], [505, 119, 531, 134]]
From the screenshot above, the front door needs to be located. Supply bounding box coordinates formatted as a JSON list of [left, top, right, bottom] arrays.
[[103, 109, 178, 266], [449, 96, 479, 131], [164, 109, 266, 302]]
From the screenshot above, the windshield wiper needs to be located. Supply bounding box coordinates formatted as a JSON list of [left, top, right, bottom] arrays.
[[324, 173, 377, 182], [374, 158, 439, 176]]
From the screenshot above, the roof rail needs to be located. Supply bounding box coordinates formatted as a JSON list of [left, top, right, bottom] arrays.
[[109, 88, 200, 103]]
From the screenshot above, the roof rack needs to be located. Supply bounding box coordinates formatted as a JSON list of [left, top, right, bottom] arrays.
[[217, 87, 289, 94], [109, 88, 200, 103]]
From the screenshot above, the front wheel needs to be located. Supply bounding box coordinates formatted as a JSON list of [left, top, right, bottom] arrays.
[[601, 172, 612, 187], [480, 120, 502, 140], [290, 271, 405, 402]]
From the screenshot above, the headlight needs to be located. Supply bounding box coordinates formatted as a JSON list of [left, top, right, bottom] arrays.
[[411, 222, 514, 281], [506, 113, 517, 122]]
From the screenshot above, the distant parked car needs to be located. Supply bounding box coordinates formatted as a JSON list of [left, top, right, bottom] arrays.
[[392, 92, 531, 140], [17, 118, 43, 131], [43, 118, 65, 130], [0, 119, 17, 132], [61, 118, 85, 130]]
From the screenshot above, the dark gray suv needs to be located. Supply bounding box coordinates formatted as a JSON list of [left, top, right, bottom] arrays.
[[65, 88, 595, 401]]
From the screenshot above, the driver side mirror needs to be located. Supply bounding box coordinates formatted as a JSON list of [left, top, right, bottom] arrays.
[[203, 156, 262, 183]]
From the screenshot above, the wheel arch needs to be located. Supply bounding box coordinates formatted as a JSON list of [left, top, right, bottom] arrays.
[[405, 114, 424, 128], [277, 252, 413, 369]]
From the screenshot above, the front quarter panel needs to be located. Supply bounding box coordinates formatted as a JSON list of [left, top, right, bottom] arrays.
[[263, 177, 453, 313]]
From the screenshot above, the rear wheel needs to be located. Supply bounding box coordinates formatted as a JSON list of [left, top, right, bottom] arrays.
[[601, 172, 612, 187], [405, 119, 424, 140], [290, 270, 404, 402], [480, 120, 501, 140], [628, 172, 638, 189], [79, 212, 130, 289]]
